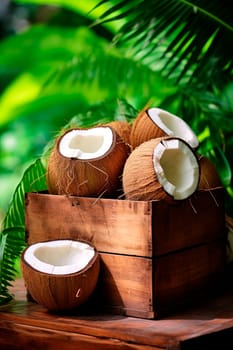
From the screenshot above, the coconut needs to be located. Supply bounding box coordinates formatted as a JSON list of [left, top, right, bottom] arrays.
[[105, 120, 132, 146], [21, 239, 100, 312], [198, 155, 222, 190], [122, 137, 200, 201], [46, 126, 130, 197], [130, 107, 199, 150]]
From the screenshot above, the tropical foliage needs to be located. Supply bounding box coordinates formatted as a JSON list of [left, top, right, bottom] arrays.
[[0, 0, 232, 304]]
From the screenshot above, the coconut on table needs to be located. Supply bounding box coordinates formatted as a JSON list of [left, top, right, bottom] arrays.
[[21, 239, 100, 312], [25, 123, 226, 319]]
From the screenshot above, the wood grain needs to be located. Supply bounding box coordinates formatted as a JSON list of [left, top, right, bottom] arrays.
[[24, 189, 226, 318], [25, 189, 225, 257], [0, 278, 232, 350], [25, 193, 152, 257], [152, 188, 225, 255]]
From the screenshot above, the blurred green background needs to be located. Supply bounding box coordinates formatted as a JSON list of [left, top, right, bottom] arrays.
[[0, 0, 173, 223]]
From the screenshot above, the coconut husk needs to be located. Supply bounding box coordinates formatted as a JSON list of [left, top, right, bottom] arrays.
[[21, 240, 99, 312], [130, 107, 199, 150], [105, 120, 132, 147], [122, 137, 200, 202], [46, 126, 130, 198], [198, 155, 222, 190]]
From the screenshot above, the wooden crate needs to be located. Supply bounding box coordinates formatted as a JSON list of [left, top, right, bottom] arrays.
[[25, 188, 227, 319]]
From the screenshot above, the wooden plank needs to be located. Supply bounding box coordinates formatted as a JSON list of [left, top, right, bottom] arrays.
[[25, 189, 225, 258], [25, 192, 152, 257], [92, 240, 225, 319], [0, 278, 232, 350], [0, 321, 159, 350], [153, 239, 226, 316], [152, 188, 225, 255], [95, 253, 154, 319]]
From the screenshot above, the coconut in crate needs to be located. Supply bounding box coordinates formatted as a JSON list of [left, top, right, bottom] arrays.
[[124, 106, 222, 201], [46, 125, 130, 198], [22, 108, 224, 316]]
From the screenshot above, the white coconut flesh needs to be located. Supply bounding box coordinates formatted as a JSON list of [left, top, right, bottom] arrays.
[[59, 127, 113, 160], [153, 139, 199, 200], [147, 108, 199, 149], [24, 240, 95, 275]]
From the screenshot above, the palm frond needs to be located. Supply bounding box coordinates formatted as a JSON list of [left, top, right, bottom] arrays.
[[0, 158, 47, 304], [94, 0, 233, 84]]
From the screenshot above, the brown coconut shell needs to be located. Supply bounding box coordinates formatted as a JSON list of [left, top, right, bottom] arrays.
[[122, 137, 200, 202], [198, 155, 222, 190], [21, 240, 100, 312], [105, 120, 132, 147], [46, 126, 130, 197], [130, 107, 199, 150], [130, 107, 155, 149]]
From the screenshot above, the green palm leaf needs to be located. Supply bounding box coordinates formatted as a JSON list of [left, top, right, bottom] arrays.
[[0, 158, 46, 304], [14, 0, 122, 33], [93, 0, 233, 84]]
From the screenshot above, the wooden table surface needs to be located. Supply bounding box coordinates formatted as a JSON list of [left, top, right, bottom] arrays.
[[0, 272, 233, 350]]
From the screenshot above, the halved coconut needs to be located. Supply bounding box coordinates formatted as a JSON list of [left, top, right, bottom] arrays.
[[122, 137, 200, 201], [46, 126, 130, 197], [21, 239, 100, 312], [130, 107, 199, 150], [198, 155, 222, 190]]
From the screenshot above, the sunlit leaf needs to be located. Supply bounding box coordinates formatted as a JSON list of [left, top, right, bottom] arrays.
[[0, 69, 49, 126], [13, 0, 123, 32], [0, 25, 109, 76], [93, 0, 233, 84]]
